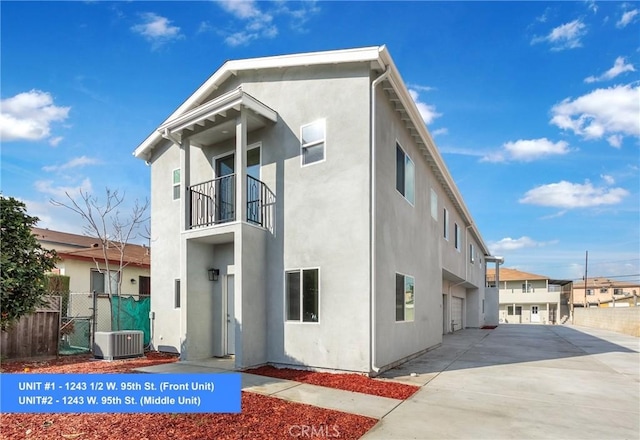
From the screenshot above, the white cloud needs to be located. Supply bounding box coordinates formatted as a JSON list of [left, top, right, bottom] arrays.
[[432, 127, 448, 136], [607, 134, 623, 148], [616, 9, 639, 28], [482, 138, 571, 163], [216, 0, 319, 46], [0, 90, 70, 144], [34, 178, 93, 200], [584, 56, 636, 83], [601, 174, 615, 185], [43, 156, 100, 172], [489, 236, 543, 253], [519, 180, 629, 208], [585, 0, 598, 14], [217, 0, 277, 46], [131, 13, 183, 49], [550, 84, 640, 146], [408, 89, 441, 125], [531, 19, 587, 51]]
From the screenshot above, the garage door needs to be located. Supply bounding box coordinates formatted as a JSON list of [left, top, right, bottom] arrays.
[[452, 297, 463, 331]]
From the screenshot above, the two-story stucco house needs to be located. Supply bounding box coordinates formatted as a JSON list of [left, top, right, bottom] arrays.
[[488, 267, 571, 325], [133, 46, 499, 375]]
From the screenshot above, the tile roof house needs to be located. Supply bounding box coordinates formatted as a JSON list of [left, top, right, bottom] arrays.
[[487, 267, 572, 324], [133, 46, 500, 374], [32, 227, 151, 296], [571, 278, 640, 308]]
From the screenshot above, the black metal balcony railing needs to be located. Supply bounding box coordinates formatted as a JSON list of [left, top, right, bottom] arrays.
[[189, 174, 275, 231], [247, 175, 276, 230]]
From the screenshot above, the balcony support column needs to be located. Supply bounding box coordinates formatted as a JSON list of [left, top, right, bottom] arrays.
[[236, 111, 247, 223]]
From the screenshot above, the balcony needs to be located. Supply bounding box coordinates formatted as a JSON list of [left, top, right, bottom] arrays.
[[189, 175, 275, 231]]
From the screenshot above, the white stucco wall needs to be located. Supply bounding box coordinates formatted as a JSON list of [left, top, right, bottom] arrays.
[[144, 58, 489, 373]]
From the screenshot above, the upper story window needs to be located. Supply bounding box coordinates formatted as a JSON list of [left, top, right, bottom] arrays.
[[522, 282, 533, 293], [301, 120, 325, 166], [430, 189, 438, 220], [172, 168, 181, 200], [469, 243, 475, 263], [396, 143, 414, 204], [454, 223, 461, 251], [613, 288, 624, 295], [443, 208, 449, 240]]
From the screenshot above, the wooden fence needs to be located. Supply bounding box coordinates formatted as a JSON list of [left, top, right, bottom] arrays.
[[1, 296, 61, 359]]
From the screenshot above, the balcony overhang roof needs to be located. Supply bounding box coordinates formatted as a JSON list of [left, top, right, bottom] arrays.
[[157, 88, 277, 147]]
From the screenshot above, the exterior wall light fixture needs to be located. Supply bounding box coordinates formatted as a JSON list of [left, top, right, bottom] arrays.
[[208, 268, 220, 282]]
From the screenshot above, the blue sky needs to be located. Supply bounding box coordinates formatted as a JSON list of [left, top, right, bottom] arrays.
[[1, 1, 638, 282]]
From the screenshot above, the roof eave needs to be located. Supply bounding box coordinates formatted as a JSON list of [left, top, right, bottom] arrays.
[[133, 46, 385, 161]]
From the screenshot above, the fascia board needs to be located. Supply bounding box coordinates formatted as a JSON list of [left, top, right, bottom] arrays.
[[383, 56, 490, 255]]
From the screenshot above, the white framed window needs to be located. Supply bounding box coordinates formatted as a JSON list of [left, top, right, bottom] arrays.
[[174, 279, 181, 308], [469, 244, 475, 263], [430, 189, 438, 220], [522, 282, 533, 293], [395, 273, 415, 322], [396, 143, 415, 204], [508, 305, 522, 315], [286, 268, 319, 322], [443, 208, 449, 240], [90, 269, 120, 295], [172, 168, 181, 200], [301, 120, 325, 166], [454, 223, 461, 251]]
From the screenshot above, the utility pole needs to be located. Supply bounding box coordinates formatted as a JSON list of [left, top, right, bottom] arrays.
[[583, 251, 589, 308]]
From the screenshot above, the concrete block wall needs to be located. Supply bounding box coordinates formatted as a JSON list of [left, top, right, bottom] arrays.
[[573, 307, 640, 337]]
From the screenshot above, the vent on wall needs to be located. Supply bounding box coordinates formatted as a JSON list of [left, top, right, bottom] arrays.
[[94, 331, 144, 360]]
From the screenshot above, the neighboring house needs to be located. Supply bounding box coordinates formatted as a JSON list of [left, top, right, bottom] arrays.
[[133, 46, 500, 375], [32, 227, 151, 296], [488, 268, 571, 325], [570, 278, 640, 308]]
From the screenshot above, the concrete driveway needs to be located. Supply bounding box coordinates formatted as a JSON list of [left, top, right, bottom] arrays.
[[364, 324, 639, 440]]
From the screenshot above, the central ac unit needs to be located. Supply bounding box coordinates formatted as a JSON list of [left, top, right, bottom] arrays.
[[94, 331, 144, 360]]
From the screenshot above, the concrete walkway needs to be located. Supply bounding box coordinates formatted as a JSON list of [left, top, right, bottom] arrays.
[[136, 358, 402, 419], [137, 325, 639, 439], [365, 324, 640, 439]]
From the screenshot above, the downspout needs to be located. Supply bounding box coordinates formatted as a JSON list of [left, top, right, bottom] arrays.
[[370, 65, 390, 375]]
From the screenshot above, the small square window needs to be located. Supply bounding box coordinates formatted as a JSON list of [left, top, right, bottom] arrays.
[[172, 169, 181, 200], [430, 189, 438, 220], [443, 208, 449, 240], [301, 120, 325, 165], [174, 279, 181, 308]]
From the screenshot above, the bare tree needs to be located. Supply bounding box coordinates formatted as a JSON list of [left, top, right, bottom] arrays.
[[51, 188, 149, 330]]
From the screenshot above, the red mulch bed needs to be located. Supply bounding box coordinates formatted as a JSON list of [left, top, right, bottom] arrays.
[[0, 353, 377, 440], [245, 366, 419, 400]]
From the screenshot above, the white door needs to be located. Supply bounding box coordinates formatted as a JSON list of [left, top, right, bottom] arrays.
[[226, 275, 235, 355], [452, 297, 463, 331], [531, 305, 540, 323]]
